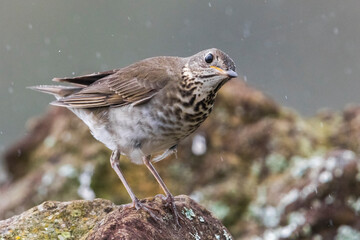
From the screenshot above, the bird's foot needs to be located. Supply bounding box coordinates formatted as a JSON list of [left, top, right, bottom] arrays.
[[156, 194, 182, 227], [132, 197, 161, 221]]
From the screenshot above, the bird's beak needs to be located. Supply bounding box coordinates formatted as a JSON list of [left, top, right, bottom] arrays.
[[210, 66, 238, 78]]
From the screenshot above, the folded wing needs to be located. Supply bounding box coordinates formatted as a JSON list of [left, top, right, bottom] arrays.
[[49, 57, 175, 109]]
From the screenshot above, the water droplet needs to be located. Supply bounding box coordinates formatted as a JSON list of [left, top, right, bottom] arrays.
[[100, 64, 109, 71], [58, 49, 61, 53], [145, 20, 152, 28], [329, 12, 336, 18], [44, 37, 51, 45], [225, 7, 233, 16], [243, 21, 252, 38], [344, 68, 352, 75], [28, 23, 33, 30], [183, 18, 190, 26], [8, 87, 14, 94]]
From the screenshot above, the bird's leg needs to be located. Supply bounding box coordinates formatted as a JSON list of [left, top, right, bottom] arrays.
[[110, 150, 159, 220], [143, 155, 180, 226]]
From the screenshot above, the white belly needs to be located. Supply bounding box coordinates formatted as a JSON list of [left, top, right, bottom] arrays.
[[70, 104, 182, 164]]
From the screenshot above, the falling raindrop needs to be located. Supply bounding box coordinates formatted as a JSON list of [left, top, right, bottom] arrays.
[[145, 20, 152, 28], [44, 37, 51, 45], [225, 7, 233, 16], [8, 87, 14, 94], [243, 21, 252, 38], [344, 68, 352, 75]]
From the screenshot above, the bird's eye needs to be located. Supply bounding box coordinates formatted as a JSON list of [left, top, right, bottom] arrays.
[[204, 53, 214, 63]]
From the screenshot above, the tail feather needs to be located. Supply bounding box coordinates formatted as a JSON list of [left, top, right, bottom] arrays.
[[27, 85, 83, 98], [52, 69, 117, 86]]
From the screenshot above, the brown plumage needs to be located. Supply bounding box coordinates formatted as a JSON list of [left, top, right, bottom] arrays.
[[43, 57, 184, 108], [30, 48, 237, 226]]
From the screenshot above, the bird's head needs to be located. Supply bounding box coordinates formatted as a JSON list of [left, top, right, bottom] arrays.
[[183, 48, 237, 93]]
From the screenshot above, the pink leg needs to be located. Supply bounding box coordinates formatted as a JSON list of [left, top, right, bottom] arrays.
[[110, 150, 159, 220], [143, 155, 180, 226]]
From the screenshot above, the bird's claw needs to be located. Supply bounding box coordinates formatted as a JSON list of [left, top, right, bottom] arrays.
[[133, 198, 161, 221], [164, 195, 182, 227]]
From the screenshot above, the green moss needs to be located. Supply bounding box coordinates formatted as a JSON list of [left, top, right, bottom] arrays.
[[1, 199, 116, 240]]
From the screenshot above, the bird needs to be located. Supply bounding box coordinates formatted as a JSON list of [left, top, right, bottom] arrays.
[[29, 48, 237, 225]]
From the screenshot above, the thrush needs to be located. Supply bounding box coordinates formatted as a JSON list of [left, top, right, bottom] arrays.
[[29, 48, 237, 225]]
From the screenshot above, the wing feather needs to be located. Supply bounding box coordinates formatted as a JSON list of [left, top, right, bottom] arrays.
[[52, 57, 183, 109]]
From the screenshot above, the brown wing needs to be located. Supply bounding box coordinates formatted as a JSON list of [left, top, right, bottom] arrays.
[[52, 57, 181, 109]]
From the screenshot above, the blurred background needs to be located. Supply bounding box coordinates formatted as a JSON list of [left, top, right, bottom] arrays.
[[2, 1, 360, 238], [1, 0, 360, 158]]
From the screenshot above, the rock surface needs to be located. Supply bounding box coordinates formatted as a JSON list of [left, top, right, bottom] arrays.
[[0, 195, 232, 240], [0, 198, 115, 240], [2, 80, 360, 239]]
